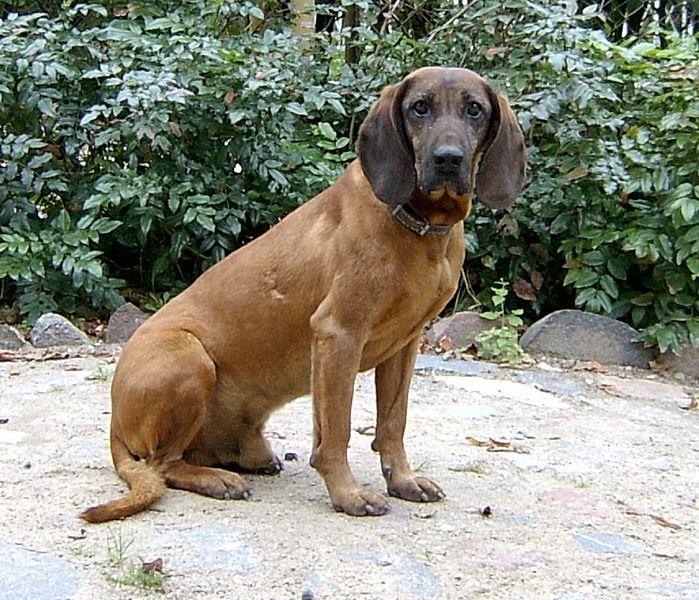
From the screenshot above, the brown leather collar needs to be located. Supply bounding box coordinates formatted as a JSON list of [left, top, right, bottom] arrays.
[[390, 204, 452, 236]]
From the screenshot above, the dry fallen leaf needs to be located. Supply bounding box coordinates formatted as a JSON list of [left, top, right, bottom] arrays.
[[142, 557, 164, 573], [513, 277, 537, 301], [436, 335, 454, 353], [488, 438, 511, 448], [466, 436, 489, 447], [355, 425, 376, 436], [67, 529, 87, 541], [598, 383, 629, 399], [572, 360, 605, 373], [625, 507, 682, 530], [648, 359, 670, 372], [418, 337, 430, 354], [466, 436, 530, 454]]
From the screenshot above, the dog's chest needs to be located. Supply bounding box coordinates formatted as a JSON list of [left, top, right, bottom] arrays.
[[360, 242, 461, 367]]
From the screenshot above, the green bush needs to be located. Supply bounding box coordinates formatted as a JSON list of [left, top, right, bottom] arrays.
[[0, 0, 697, 353], [452, 3, 699, 352], [0, 1, 362, 321]]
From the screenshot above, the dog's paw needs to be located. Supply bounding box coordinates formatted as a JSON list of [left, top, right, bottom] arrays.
[[253, 456, 283, 475], [220, 455, 283, 476], [201, 471, 251, 501], [331, 487, 389, 517], [387, 475, 445, 503]]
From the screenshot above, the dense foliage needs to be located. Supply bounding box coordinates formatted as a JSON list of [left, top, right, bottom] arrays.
[[0, 0, 697, 352]]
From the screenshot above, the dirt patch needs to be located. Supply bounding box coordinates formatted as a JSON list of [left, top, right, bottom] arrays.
[[1, 350, 697, 599]]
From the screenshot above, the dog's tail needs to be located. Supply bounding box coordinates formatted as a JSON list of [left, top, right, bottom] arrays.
[[81, 434, 166, 523]]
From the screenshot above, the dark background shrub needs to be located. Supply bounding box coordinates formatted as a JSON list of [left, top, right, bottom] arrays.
[[0, 0, 697, 352]]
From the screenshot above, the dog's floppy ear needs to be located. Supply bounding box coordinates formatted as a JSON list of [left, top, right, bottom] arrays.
[[475, 93, 526, 209], [356, 83, 415, 206]]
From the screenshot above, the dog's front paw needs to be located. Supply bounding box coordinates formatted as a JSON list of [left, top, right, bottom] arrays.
[[330, 487, 390, 517], [387, 475, 445, 503]]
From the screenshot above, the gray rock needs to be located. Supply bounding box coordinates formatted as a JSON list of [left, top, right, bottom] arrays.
[[0, 324, 28, 351], [656, 344, 699, 380], [423, 311, 494, 348], [572, 531, 647, 556], [29, 313, 91, 348], [415, 354, 498, 376], [0, 540, 84, 600], [514, 371, 587, 396], [520, 309, 654, 368], [106, 302, 148, 343]]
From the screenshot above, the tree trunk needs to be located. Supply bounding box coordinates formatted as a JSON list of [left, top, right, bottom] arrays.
[[291, 0, 316, 36], [344, 4, 361, 65]]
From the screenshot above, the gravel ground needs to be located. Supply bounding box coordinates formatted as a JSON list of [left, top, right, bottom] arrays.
[[0, 349, 697, 600]]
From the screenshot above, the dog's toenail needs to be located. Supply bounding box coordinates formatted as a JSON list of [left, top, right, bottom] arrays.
[[420, 492, 429, 502]]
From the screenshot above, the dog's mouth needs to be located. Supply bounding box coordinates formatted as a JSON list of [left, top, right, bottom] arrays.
[[426, 186, 469, 201], [419, 186, 474, 219]]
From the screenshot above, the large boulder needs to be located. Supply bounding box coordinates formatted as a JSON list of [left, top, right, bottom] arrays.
[[520, 309, 654, 368], [106, 302, 148, 344], [424, 311, 495, 349]]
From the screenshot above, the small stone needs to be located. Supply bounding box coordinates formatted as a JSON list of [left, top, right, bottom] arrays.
[[29, 313, 91, 348], [0, 324, 28, 351], [301, 589, 314, 600], [656, 344, 699, 380], [23, 462, 32, 469], [284, 452, 298, 462]]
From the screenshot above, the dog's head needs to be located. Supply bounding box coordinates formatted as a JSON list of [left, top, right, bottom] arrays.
[[357, 67, 526, 211]]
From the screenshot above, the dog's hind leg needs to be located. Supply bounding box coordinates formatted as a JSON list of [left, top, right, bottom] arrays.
[[107, 330, 251, 510]]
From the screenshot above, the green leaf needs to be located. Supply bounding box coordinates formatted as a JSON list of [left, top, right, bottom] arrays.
[[287, 102, 307, 116], [249, 6, 264, 20], [317, 122, 336, 141], [607, 257, 627, 280], [37, 98, 57, 118], [196, 213, 215, 232], [688, 257, 699, 278]]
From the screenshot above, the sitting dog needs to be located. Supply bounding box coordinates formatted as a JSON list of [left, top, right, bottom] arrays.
[[81, 66, 525, 522]]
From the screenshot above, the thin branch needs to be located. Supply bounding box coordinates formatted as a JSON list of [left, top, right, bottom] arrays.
[[380, 0, 403, 35], [425, 1, 476, 45]]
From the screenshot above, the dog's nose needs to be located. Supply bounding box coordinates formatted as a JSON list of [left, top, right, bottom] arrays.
[[433, 145, 464, 173]]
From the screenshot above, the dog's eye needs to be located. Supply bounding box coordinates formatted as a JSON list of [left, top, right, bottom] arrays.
[[412, 100, 429, 117], [466, 102, 482, 118]]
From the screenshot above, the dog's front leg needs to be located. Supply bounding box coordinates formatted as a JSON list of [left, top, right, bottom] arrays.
[[309, 313, 389, 516], [374, 337, 445, 503]]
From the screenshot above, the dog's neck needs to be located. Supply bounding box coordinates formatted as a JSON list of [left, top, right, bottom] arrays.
[[391, 191, 472, 236], [390, 204, 452, 236]]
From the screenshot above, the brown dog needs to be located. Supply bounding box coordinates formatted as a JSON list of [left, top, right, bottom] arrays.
[[81, 67, 525, 522]]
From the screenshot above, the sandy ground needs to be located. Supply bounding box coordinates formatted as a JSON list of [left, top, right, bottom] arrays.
[[1, 349, 698, 600]]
